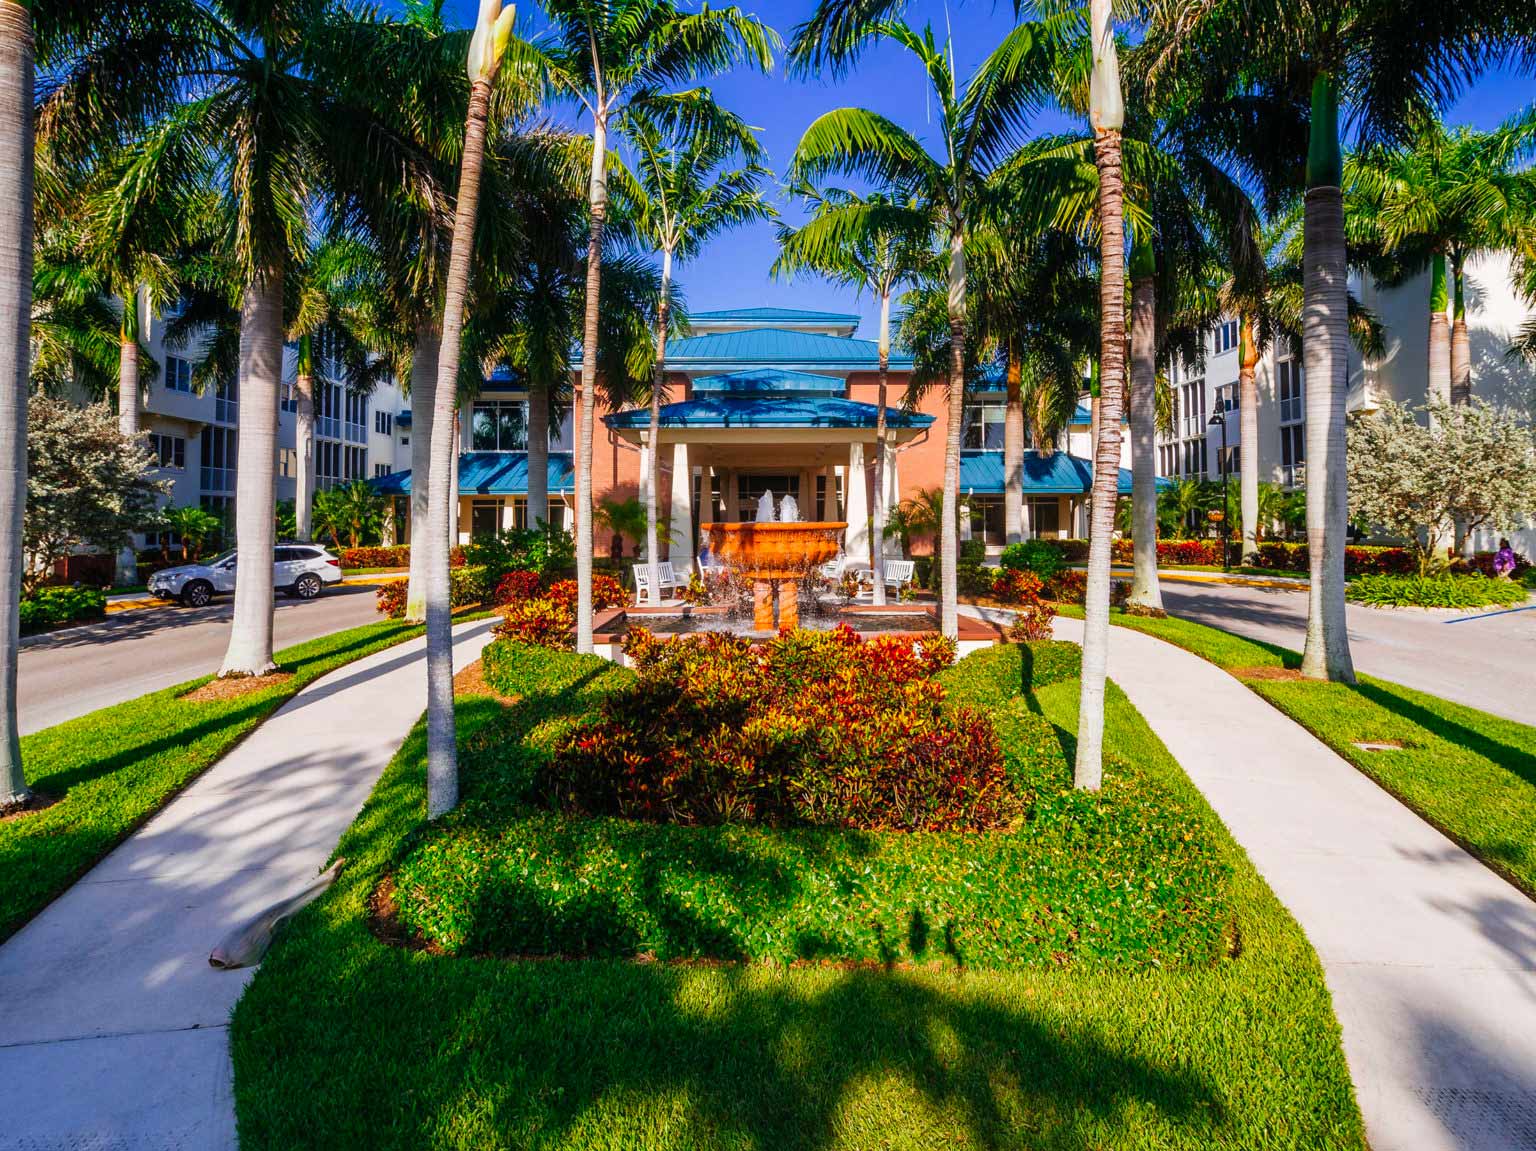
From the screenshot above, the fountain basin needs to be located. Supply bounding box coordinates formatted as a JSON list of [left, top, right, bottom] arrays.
[[702, 520, 846, 630]]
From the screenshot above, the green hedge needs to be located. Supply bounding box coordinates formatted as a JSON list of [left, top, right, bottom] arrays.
[[936, 640, 1081, 708], [19, 585, 107, 632], [1346, 573, 1529, 609]]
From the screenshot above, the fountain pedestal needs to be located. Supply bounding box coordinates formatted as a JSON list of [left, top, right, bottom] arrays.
[[703, 521, 846, 632]]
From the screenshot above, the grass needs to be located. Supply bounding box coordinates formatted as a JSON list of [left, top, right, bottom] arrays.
[[1, 613, 481, 943], [230, 641, 1364, 1150], [1063, 604, 1536, 898]]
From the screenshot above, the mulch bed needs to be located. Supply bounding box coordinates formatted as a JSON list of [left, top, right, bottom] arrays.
[[181, 672, 295, 703], [452, 660, 519, 703], [1, 791, 62, 822], [1234, 667, 1304, 682]]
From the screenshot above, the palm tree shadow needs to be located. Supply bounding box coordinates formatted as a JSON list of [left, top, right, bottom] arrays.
[[1354, 679, 1536, 785]]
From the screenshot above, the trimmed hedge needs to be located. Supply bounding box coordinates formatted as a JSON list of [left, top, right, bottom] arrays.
[[936, 641, 1082, 708], [19, 585, 107, 632], [1347, 573, 1530, 609]]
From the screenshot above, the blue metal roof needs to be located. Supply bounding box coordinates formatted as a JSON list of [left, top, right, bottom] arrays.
[[1071, 403, 1092, 424], [659, 327, 914, 371], [605, 395, 933, 431], [371, 452, 574, 496], [690, 306, 861, 326], [958, 450, 1164, 495], [691, 368, 845, 396]]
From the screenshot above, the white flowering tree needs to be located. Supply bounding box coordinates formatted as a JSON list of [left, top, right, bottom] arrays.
[[1347, 399, 1536, 574]]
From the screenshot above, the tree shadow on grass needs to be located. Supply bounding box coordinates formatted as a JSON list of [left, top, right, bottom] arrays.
[[1353, 679, 1536, 786], [243, 927, 1223, 1151]]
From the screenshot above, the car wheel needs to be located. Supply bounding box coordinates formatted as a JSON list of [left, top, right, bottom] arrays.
[[293, 573, 322, 600], [181, 580, 213, 608]]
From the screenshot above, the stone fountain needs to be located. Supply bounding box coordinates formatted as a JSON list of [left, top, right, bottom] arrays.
[[703, 496, 844, 631]]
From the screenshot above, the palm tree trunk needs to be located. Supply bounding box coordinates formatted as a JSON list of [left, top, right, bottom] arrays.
[[1238, 314, 1260, 564], [1428, 252, 1450, 409], [115, 297, 142, 586], [1451, 258, 1471, 405], [0, 0, 32, 808], [576, 113, 609, 654], [1127, 257, 1161, 610], [646, 248, 672, 607], [219, 261, 285, 678], [872, 289, 893, 605], [405, 321, 439, 623], [940, 229, 966, 640], [1003, 337, 1024, 548], [424, 79, 494, 819], [1076, 123, 1127, 791], [294, 368, 315, 542], [526, 378, 549, 528], [1299, 73, 1356, 684]]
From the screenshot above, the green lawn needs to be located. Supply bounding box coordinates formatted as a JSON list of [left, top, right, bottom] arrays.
[[1, 616, 468, 943], [231, 640, 1363, 1150], [1070, 605, 1536, 898]]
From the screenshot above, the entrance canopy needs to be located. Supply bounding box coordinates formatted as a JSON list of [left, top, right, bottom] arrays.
[[605, 395, 932, 439]]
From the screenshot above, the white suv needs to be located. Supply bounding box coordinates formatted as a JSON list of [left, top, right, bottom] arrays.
[[148, 544, 344, 607]]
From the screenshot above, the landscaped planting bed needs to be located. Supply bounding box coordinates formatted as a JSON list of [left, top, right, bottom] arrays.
[[231, 631, 1365, 1150], [1346, 572, 1529, 609]]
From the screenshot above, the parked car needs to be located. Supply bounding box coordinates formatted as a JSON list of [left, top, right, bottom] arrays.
[[147, 544, 343, 607]]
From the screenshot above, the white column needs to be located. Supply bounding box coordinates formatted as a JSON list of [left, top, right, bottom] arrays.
[[880, 439, 900, 558], [669, 442, 693, 571], [845, 441, 871, 565], [638, 432, 652, 562]]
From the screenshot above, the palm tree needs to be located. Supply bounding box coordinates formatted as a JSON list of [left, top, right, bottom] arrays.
[[776, 185, 927, 603], [789, 7, 1068, 639], [1146, 0, 1535, 683], [531, 0, 776, 653], [421, 0, 517, 819], [1071, 0, 1127, 790], [617, 104, 774, 605]]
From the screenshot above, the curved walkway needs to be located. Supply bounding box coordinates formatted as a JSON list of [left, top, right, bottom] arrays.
[[0, 619, 495, 1151], [1039, 609, 1536, 1151]]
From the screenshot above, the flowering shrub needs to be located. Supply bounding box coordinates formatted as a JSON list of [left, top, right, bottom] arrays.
[[545, 575, 625, 612], [374, 565, 490, 618], [989, 567, 1041, 604], [1000, 570, 1057, 642], [495, 597, 575, 648], [1163, 539, 1222, 565], [493, 569, 543, 606], [1045, 569, 1088, 604], [1345, 546, 1415, 575], [548, 624, 1017, 834], [374, 579, 407, 618], [679, 573, 710, 605], [339, 545, 410, 570]]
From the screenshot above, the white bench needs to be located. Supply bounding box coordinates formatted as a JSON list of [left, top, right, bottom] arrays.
[[631, 560, 684, 604], [856, 559, 917, 598]]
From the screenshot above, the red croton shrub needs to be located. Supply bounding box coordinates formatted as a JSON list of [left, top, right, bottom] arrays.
[[374, 579, 407, 618], [493, 569, 543, 606], [548, 624, 1018, 834], [495, 598, 575, 649], [1045, 569, 1087, 604], [545, 575, 626, 612], [992, 569, 1058, 641]]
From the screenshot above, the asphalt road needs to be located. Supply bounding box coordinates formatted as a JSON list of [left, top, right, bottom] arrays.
[[18, 584, 385, 735], [1156, 579, 1536, 725]]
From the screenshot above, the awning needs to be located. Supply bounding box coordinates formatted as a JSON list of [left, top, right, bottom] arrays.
[[958, 450, 1165, 496], [371, 452, 574, 496]]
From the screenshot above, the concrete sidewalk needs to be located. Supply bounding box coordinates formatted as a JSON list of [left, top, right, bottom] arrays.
[[0, 619, 495, 1151], [1044, 611, 1536, 1151]]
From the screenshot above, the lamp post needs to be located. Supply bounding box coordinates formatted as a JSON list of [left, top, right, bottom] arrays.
[[1208, 408, 1229, 571]]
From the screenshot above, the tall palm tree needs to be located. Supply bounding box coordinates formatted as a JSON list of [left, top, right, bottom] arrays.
[[616, 104, 774, 605], [775, 184, 927, 604], [529, 0, 775, 653], [1146, 0, 1535, 683], [421, 0, 517, 819], [789, 6, 1068, 639]]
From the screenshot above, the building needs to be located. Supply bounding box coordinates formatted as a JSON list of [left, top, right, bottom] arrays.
[[377, 306, 1139, 564]]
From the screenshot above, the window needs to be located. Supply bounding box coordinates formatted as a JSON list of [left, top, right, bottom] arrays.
[[470, 401, 529, 452], [344, 389, 368, 444], [279, 448, 297, 478], [1217, 445, 1240, 476], [1278, 359, 1304, 425], [165, 356, 193, 393], [470, 499, 504, 539], [1179, 380, 1207, 439], [1158, 443, 1178, 477], [374, 463, 391, 478], [1212, 320, 1239, 355], [280, 382, 298, 414], [150, 433, 185, 470], [400, 436, 409, 448], [1214, 383, 1238, 413], [1029, 497, 1060, 539], [1183, 436, 1208, 479], [317, 440, 368, 488], [200, 426, 237, 493], [214, 375, 237, 424], [963, 402, 1006, 450], [965, 496, 1004, 546], [375, 411, 393, 436], [738, 474, 802, 519], [1281, 424, 1305, 488]]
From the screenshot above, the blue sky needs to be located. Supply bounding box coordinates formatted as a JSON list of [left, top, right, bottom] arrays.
[[433, 1, 1536, 337]]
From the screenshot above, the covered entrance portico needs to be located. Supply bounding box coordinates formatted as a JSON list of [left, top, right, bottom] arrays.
[[605, 387, 935, 574]]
